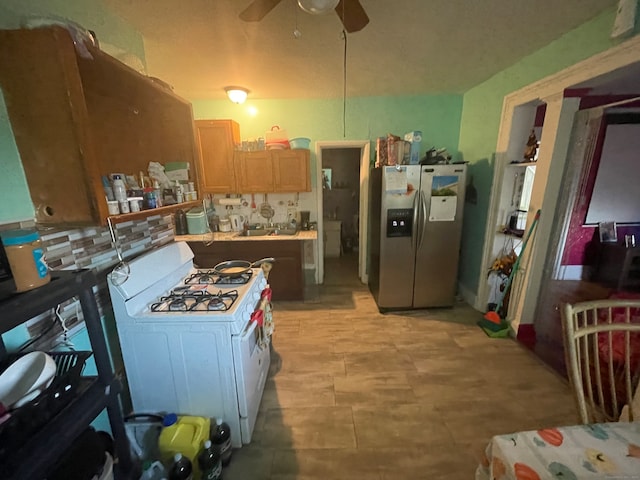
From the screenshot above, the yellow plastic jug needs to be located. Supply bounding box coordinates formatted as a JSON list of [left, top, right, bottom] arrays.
[[158, 413, 210, 473]]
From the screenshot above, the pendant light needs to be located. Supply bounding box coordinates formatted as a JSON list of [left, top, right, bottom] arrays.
[[297, 0, 339, 15]]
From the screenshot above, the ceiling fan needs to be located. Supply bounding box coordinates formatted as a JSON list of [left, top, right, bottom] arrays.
[[240, 0, 369, 33]]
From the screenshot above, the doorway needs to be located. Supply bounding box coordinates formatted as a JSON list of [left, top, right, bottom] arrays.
[[478, 34, 640, 369], [315, 141, 370, 285]]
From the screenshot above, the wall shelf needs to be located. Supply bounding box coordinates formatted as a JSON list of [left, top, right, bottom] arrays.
[[107, 200, 201, 225]]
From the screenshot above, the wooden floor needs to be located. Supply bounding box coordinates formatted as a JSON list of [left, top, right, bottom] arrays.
[[223, 253, 578, 479]]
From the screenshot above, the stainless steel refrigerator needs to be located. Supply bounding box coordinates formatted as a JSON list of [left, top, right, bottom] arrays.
[[368, 164, 466, 310]]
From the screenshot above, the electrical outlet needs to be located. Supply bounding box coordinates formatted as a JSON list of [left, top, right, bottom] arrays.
[[287, 207, 297, 221]]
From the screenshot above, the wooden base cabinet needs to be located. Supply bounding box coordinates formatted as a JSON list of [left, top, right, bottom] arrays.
[[188, 240, 305, 300], [0, 26, 200, 226]]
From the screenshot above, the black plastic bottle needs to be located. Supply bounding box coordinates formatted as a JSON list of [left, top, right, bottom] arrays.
[[198, 439, 222, 480], [211, 418, 232, 466], [174, 209, 188, 235], [168, 453, 193, 480]]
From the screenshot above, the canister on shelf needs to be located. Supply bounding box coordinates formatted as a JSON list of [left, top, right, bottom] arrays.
[[0, 229, 51, 292]]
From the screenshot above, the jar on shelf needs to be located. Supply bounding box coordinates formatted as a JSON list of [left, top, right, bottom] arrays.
[[0, 229, 51, 292]]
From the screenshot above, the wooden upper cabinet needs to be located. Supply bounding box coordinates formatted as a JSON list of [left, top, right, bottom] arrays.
[[234, 149, 311, 193], [195, 120, 240, 194], [273, 149, 311, 192], [0, 26, 200, 226], [235, 151, 273, 192]]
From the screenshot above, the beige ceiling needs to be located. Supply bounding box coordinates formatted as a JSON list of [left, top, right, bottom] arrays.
[[103, 0, 617, 101]]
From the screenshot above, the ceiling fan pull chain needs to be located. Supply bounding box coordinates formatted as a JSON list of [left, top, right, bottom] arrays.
[[343, 28, 347, 137]]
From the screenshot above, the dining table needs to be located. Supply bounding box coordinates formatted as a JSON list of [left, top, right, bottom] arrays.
[[476, 421, 640, 479]]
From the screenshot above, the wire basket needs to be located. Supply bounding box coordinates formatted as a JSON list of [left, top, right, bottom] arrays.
[[0, 351, 93, 463]]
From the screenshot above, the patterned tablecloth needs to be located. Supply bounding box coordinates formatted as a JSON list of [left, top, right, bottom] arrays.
[[476, 422, 640, 479]]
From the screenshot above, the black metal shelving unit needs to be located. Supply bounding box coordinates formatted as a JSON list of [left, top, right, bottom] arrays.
[[0, 270, 134, 479]]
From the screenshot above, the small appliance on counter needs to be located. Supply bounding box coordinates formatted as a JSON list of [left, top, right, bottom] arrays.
[[186, 208, 208, 235], [229, 214, 246, 232]]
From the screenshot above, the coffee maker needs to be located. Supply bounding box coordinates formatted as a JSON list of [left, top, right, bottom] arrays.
[[300, 211, 310, 230]]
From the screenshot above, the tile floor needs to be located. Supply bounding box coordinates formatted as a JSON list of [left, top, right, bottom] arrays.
[[223, 254, 579, 479]]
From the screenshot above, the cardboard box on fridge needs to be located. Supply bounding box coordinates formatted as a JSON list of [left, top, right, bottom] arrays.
[[404, 131, 422, 164]]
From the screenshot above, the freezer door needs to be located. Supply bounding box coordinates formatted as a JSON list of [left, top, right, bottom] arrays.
[[413, 165, 466, 307], [375, 166, 421, 309]]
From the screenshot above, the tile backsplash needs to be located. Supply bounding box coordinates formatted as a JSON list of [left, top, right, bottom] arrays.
[[209, 192, 316, 226], [0, 214, 175, 350]]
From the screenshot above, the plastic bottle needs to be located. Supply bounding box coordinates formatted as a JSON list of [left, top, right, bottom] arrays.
[[112, 175, 127, 203], [175, 181, 184, 203], [174, 209, 188, 235], [140, 460, 168, 480], [154, 180, 163, 207], [169, 453, 193, 480], [159, 414, 210, 478], [211, 418, 232, 466], [144, 188, 157, 209], [198, 440, 222, 480]]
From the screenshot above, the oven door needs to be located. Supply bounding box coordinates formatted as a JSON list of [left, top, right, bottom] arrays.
[[231, 318, 270, 444]]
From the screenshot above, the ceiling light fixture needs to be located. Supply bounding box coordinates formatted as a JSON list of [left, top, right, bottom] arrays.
[[297, 0, 339, 15], [225, 87, 249, 104]]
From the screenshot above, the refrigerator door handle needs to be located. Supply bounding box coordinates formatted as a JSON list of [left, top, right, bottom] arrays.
[[417, 190, 427, 249], [412, 190, 421, 250]]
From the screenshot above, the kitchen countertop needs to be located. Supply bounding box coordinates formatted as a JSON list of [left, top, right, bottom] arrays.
[[175, 230, 318, 242]]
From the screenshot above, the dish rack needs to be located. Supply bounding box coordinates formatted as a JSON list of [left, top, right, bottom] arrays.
[[0, 350, 93, 465], [0, 269, 133, 480]]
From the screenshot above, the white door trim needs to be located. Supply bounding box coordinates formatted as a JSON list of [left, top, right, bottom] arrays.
[[315, 140, 370, 284], [477, 34, 640, 319]]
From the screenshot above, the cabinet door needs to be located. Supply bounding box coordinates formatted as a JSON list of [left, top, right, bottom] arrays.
[[0, 27, 201, 226], [273, 149, 311, 192], [196, 120, 240, 194], [0, 27, 100, 225], [235, 151, 274, 193]]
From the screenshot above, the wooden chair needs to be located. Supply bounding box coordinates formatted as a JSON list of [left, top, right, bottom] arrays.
[[561, 299, 640, 423]]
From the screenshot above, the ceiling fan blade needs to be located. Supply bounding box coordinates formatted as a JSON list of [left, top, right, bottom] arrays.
[[335, 0, 369, 33], [239, 0, 284, 22]]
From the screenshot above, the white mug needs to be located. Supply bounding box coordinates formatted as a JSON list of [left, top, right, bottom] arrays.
[[229, 214, 246, 232]]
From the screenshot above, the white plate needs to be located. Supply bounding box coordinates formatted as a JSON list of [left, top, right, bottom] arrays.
[[0, 351, 56, 409]]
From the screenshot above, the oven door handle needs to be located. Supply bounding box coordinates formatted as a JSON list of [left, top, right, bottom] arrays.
[[244, 319, 270, 351], [241, 319, 259, 341]]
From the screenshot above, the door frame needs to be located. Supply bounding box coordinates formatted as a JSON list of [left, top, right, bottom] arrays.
[[315, 140, 371, 284], [476, 34, 640, 332]]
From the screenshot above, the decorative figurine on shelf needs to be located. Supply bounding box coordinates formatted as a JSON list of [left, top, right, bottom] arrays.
[[523, 129, 539, 162]]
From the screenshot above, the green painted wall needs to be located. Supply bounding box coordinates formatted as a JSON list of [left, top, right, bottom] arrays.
[[0, 1, 634, 305], [0, 0, 144, 223], [456, 6, 627, 297]]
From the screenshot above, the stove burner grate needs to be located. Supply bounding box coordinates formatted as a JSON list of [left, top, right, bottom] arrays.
[[184, 269, 253, 286], [150, 289, 239, 313]]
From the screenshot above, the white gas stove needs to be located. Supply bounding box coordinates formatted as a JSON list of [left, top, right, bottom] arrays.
[[107, 242, 271, 448]]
